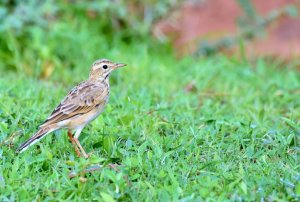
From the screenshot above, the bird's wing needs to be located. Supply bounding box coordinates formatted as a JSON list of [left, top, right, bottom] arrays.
[[40, 81, 107, 127]]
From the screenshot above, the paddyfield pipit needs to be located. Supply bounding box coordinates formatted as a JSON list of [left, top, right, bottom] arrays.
[[16, 59, 126, 158]]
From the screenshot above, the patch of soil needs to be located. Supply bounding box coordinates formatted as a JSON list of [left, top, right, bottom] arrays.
[[153, 0, 300, 59]]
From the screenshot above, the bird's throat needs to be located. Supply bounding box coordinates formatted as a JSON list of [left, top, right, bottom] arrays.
[[104, 73, 110, 80]]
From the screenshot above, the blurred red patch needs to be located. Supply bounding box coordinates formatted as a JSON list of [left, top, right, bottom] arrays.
[[153, 0, 300, 60]]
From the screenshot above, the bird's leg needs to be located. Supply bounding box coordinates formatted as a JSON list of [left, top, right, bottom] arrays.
[[73, 138, 89, 159], [67, 130, 81, 157], [73, 127, 90, 159]]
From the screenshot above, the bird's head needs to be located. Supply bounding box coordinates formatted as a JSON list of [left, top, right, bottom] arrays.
[[89, 59, 126, 81]]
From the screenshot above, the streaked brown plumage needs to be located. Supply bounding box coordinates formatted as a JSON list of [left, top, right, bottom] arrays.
[[16, 59, 126, 158]]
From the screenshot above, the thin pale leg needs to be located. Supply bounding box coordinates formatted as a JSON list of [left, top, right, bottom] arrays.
[[67, 130, 81, 157], [73, 127, 89, 159]]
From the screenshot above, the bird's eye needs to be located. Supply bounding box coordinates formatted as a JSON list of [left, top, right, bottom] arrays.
[[103, 65, 108, 69]]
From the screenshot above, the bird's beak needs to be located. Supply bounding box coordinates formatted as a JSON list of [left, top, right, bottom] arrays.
[[114, 63, 127, 69]]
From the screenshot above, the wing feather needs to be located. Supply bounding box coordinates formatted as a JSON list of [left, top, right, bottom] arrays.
[[40, 81, 107, 127]]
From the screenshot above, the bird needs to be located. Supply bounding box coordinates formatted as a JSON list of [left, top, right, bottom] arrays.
[[16, 59, 126, 158]]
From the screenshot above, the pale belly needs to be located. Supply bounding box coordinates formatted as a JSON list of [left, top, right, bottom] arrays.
[[58, 103, 107, 130]]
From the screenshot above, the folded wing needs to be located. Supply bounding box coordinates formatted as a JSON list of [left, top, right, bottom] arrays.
[[40, 81, 106, 127]]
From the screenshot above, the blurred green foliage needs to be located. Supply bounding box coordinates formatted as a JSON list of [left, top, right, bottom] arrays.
[[237, 0, 257, 21], [0, 0, 179, 34], [0, 0, 179, 77]]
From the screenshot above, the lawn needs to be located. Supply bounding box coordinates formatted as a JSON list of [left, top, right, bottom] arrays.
[[0, 1, 300, 201], [1, 50, 300, 200]]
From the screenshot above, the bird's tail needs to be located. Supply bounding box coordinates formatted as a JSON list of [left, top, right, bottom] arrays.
[[16, 126, 56, 153]]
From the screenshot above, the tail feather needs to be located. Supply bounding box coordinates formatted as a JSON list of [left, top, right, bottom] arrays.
[[16, 127, 54, 153]]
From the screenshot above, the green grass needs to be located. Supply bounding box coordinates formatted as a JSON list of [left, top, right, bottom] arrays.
[[1, 49, 300, 200]]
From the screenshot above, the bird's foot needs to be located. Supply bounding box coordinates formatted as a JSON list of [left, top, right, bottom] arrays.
[[108, 163, 123, 172], [83, 151, 94, 159]]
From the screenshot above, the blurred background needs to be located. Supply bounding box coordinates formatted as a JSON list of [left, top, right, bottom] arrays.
[[0, 0, 300, 81]]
